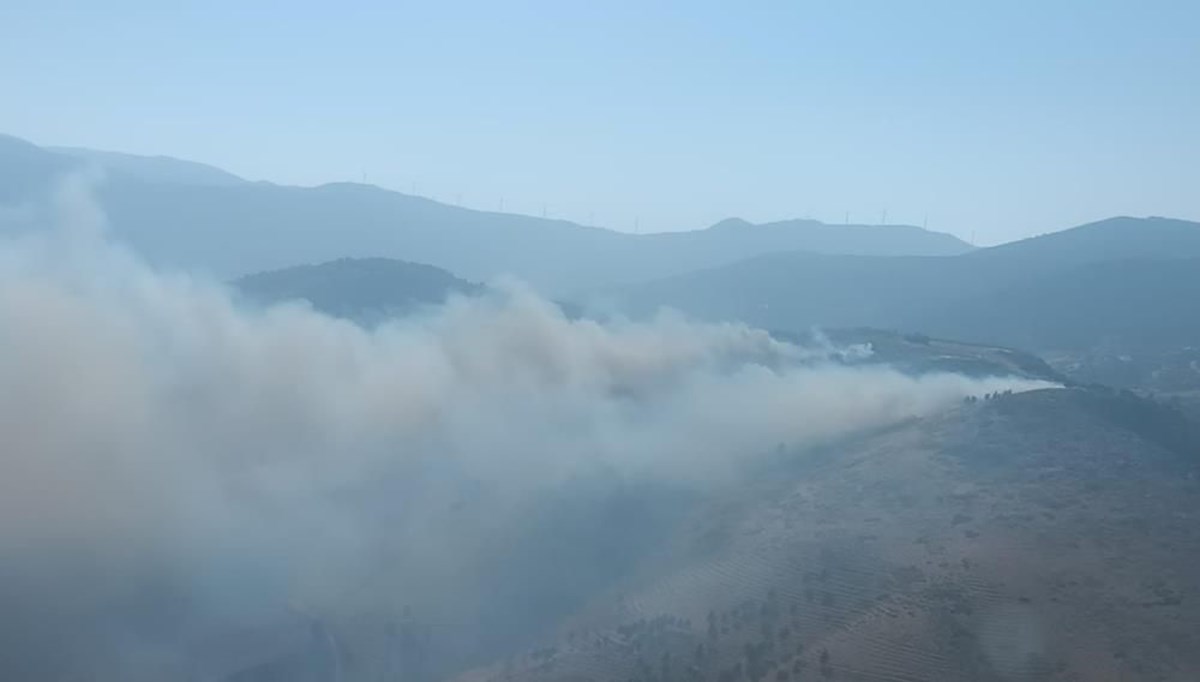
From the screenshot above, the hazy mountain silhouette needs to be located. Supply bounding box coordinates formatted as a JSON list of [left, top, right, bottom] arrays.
[[234, 257, 484, 322], [0, 134, 75, 204], [638, 215, 973, 260], [915, 256, 1200, 351], [8, 133, 1197, 355], [605, 216, 1200, 352], [965, 215, 1200, 271], [49, 145, 248, 186], [0, 134, 971, 292]]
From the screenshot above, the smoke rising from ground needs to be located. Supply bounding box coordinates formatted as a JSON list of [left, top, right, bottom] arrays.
[[0, 180, 1054, 679]]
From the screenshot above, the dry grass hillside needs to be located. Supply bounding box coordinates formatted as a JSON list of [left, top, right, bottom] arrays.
[[457, 388, 1200, 682]]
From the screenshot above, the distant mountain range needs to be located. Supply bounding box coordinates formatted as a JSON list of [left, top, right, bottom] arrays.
[[5, 132, 1199, 360], [0, 134, 971, 293], [601, 216, 1200, 354]]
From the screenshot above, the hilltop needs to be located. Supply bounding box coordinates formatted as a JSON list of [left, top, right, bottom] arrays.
[[234, 257, 483, 323], [452, 387, 1200, 681]]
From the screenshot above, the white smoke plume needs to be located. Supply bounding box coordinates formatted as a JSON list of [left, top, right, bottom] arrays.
[[0, 179, 1054, 680]]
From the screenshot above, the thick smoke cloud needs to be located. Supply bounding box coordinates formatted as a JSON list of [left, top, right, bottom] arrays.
[[0, 179, 1053, 680]]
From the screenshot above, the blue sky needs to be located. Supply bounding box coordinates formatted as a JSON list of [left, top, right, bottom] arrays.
[[2, 1, 1197, 243]]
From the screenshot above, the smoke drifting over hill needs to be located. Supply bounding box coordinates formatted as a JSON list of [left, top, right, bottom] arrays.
[[0, 179, 1055, 679]]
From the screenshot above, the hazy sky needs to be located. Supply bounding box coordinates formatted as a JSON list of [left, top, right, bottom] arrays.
[[2, 1, 1197, 244]]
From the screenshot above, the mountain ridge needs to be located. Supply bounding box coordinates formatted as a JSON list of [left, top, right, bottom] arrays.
[[47, 145, 249, 186], [1, 133, 972, 292], [601, 216, 1200, 353]]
